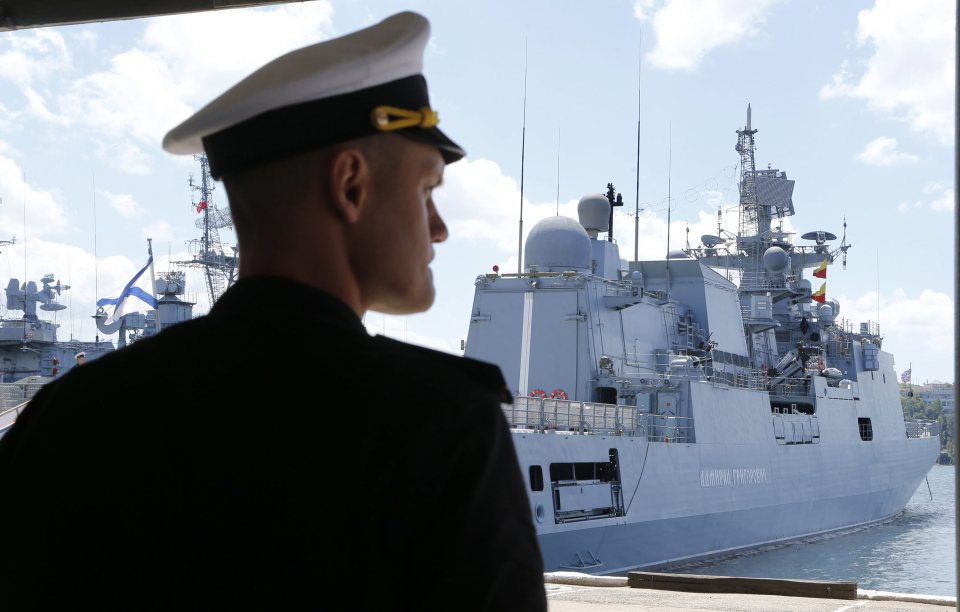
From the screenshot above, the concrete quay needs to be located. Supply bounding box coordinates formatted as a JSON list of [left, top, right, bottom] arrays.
[[544, 572, 957, 611]]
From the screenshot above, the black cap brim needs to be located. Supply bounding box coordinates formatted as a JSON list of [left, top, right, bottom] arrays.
[[398, 126, 465, 164]]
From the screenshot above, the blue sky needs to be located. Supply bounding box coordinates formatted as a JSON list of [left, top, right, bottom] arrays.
[[0, 0, 955, 382]]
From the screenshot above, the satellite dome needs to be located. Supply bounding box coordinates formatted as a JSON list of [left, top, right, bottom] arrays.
[[796, 278, 812, 293], [826, 298, 840, 317], [577, 194, 610, 238], [667, 249, 691, 259], [524, 216, 591, 272], [762, 246, 790, 273], [818, 303, 834, 323]]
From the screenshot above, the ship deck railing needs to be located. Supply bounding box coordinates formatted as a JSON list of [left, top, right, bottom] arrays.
[[904, 419, 939, 439], [738, 271, 789, 291], [490, 271, 670, 301], [505, 396, 694, 443], [767, 374, 817, 397], [623, 353, 770, 391], [0, 400, 29, 437]]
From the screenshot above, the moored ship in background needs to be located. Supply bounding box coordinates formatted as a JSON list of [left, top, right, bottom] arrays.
[[0, 154, 232, 437], [0, 271, 116, 421], [463, 106, 939, 573]]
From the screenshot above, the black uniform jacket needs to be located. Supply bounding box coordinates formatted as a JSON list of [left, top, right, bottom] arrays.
[[0, 276, 546, 611]]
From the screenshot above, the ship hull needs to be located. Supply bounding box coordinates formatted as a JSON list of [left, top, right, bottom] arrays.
[[513, 380, 938, 574]]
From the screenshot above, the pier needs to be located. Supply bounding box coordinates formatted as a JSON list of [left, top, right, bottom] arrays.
[[543, 572, 956, 610]]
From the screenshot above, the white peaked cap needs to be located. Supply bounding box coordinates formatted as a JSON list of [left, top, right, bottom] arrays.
[[162, 11, 464, 179]]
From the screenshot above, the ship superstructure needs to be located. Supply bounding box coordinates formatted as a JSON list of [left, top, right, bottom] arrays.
[[463, 107, 938, 573]]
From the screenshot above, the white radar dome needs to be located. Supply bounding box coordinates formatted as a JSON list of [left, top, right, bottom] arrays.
[[577, 194, 610, 238], [524, 216, 592, 272], [796, 279, 812, 293], [826, 298, 840, 317], [763, 246, 790, 273], [818, 303, 834, 323]]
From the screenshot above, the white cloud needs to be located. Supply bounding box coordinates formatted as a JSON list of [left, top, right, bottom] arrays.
[[0, 156, 69, 239], [929, 187, 955, 212], [842, 287, 954, 382], [0, 31, 73, 126], [0, 103, 18, 132], [896, 201, 918, 213], [922, 180, 954, 212], [855, 136, 919, 166], [633, 0, 660, 21], [897, 183, 954, 212], [46, 2, 335, 175], [0, 29, 71, 88], [101, 191, 142, 218], [69, 29, 99, 50], [62, 49, 187, 152], [440, 158, 524, 251], [439, 157, 588, 254], [634, 0, 779, 70], [923, 181, 948, 194], [820, 0, 956, 146], [93, 139, 153, 176], [22, 87, 70, 126], [440, 157, 753, 269], [142, 220, 175, 243], [0, 139, 20, 158], [139, 3, 336, 110]]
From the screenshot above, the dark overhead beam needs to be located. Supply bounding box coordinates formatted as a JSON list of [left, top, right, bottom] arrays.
[[0, 0, 312, 32]]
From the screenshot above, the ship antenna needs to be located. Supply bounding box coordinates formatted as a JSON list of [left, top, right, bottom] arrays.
[[841, 217, 848, 269], [634, 30, 642, 262], [517, 39, 528, 273], [92, 172, 99, 324], [555, 127, 560, 216], [67, 248, 73, 339], [664, 122, 672, 297], [21, 171, 27, 297], [147, 238, 160, 333], [666, 122, 672, 257]]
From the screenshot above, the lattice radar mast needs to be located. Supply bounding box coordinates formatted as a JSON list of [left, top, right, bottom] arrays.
[[174, 155, 238, 306]]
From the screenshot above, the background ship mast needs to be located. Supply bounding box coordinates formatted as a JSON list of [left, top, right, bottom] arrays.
[[735, 104, 761, 245], [175, 154, 238, 306]]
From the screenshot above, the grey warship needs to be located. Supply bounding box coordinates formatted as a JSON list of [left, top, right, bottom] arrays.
[[463, 106, 939, 573], [0, 154, 230, 437], [0, 270, 117, 434]]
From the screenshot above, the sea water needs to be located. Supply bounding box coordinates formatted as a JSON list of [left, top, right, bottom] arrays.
[[666, 464, 956, 597]]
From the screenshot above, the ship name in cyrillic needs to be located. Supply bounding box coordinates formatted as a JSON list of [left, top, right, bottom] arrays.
[[699, 468, 768, 487]]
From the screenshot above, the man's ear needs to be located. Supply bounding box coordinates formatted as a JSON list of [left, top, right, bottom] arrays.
[[327, 147, 370, 224]]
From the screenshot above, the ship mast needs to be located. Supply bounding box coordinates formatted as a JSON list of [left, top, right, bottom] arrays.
[[175, 155, 238, 306], [736, 104, 763, 245]]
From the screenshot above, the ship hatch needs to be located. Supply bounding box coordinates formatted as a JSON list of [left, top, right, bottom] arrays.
[[549, 450, 623, 523]]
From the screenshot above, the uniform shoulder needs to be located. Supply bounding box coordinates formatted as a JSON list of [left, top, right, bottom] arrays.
[[370, 335, 512, 402]]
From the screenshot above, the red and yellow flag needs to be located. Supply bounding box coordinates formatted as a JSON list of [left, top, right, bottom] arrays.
[[813, 258, 828, 279], [811, 282, 826, 303]]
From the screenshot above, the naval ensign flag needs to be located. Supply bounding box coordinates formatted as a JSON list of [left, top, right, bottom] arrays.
[[97, 257, 159, 326]]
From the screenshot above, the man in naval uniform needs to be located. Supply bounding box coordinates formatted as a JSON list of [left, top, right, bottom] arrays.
[[0, 12, 546, 611]]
